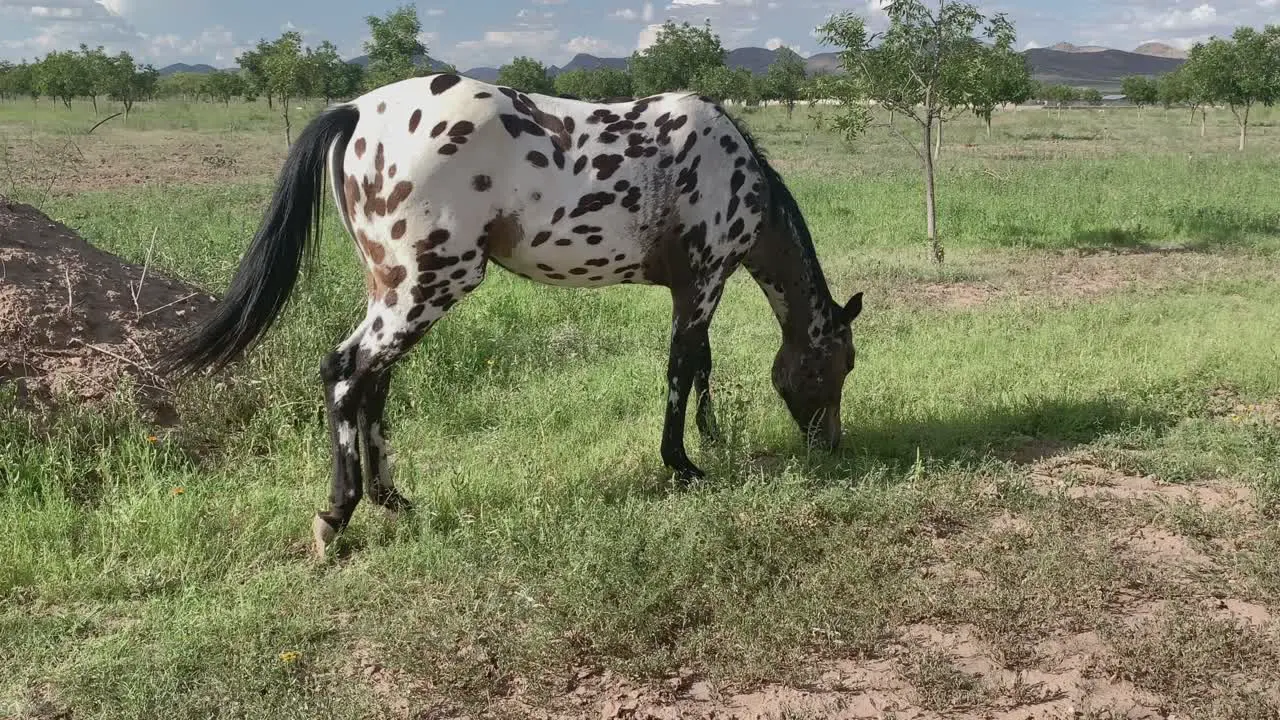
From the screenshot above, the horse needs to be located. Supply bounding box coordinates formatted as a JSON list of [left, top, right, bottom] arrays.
[[159, 73, 864, 557]]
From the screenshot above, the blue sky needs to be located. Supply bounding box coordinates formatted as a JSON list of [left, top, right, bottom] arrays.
[[1, 0, 1276, 68]]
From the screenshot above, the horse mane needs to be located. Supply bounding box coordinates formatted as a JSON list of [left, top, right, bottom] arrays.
[[722, 110, 831, 301]]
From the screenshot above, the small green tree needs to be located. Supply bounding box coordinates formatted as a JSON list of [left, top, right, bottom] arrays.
[[766, 46, 807, 118], [34, 51, 90, 109], [1080, 87, 1103, 105], [1185, 26, 1280, 151], [553, 67, 632, 100], [364, 5, 426, 89], [817, 0, 1017, 263], [204, 70, 248, 106], [1120, 75, 1159, 114], [496, 56, 555, 94], [1159, 67, 1211, 137], [629, 20, 726, 96], [78, 44, 113, 113], [105, 52, 156, 120], [306, 41, 360, 103], [0, 62, 15, 100], [237, 42, 273, 107], [1040, 83, 1078, 114], [264, 31, 311, 144], [966, 43, 1032, 137]]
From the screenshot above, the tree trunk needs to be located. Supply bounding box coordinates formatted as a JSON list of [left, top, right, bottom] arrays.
[[283, 95, 292, 146], [922, 119, 942, 264], [1237, 105, 1249, 151], [933, 120, 942, 162], [1200, 110, 1206, 138], [91, 95, 98, 114], [267, 93, 274, 110], [985, 116, 992, 138]]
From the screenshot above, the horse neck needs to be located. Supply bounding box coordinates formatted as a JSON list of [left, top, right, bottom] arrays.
[[745, 223, 838, 348]]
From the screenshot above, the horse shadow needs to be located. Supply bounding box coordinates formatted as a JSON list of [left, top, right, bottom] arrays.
[[689, 396, 1171, 490]]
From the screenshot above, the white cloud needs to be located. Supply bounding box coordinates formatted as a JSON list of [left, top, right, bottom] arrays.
[[636, 23, 663, 50], [613, 7, 639, 20], [564, 35, 624, 56], [765, 36, 782, 50], [1260, 0, 1278, 7], [643, 2, 655, 21], [426, 7, 444, 16], [1023, 40, 1041, 49], [670, 0, 720, 5], [1142, 3, 1218, 31], [533, 0, 566, 4]]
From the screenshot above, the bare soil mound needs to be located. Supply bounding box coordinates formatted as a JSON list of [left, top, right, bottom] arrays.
[[0, 196, 215, 408]]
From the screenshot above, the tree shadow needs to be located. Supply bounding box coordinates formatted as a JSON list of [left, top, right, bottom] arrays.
[[1165, 206, 1280, 251], [988, 224, 1164, 252]]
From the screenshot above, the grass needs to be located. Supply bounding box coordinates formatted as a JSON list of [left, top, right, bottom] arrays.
[[2, 97, 1280, 718]]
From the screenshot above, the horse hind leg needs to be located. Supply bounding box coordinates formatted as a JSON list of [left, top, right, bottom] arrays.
[[359, 368, 411, 512], [313, 222, 489, 557]]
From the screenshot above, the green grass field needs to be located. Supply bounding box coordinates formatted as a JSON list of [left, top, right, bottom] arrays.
[[3, 97, 1280, 719]]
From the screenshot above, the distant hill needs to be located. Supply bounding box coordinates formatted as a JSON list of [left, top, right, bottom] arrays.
[[1023, 48, 1184, 87], [1133, 42, 1187, 59], [726, 47, 778, 75], [805, 52, 841, 75], [462, 67, 500, 83], [1049, 42, 1108, 53], [559, 53, 629, 73], [345, 54, 453, 72], [156, 40, 1186, 91], [158, 63, 219, 76]]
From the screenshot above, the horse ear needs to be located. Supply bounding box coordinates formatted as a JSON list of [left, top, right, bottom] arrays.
[[843, 292, 863, 323]]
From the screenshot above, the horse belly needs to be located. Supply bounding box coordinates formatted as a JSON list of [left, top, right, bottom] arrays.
[[490, 206, 654, 288]]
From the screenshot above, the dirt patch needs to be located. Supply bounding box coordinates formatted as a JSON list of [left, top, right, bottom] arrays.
[[1027, 452, 1254, 511], [3, 130, 287, 195], [0, 196, 214, 409]]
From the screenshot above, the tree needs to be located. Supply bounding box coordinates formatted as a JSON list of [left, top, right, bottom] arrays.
[[1185, 26, 1280, 151], [78, 44, 113, 113], [236, 42, 273, 107], [1158, 67, 1210, 137], [364, 5, 426, 89], [692, 64, 757, 106], [496, 56, 555, 94], [263, 31, 311, 144], [1040, 83, 1078, 114], [105, 52, 157, 120], [306, 40, 360, 103], [629, 20, 726, 96], [766, 46, 807, 118], [204, 70, 248, 106], [816, 0, 1017, 264], [553, 67, 633, 100], [1121, 75, 1159, 114], [1080, 87, 1103, 105], [966, 43, 1032, 137], [34, 51, 90, 109], [0, 62, 15, 100]]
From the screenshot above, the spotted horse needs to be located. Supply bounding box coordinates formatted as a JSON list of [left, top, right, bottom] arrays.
[[161, 73, 864, 557]]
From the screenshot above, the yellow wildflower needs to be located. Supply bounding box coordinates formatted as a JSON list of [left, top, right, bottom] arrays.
[[171, 487, 185, 496], [279, 651, 301, 664]]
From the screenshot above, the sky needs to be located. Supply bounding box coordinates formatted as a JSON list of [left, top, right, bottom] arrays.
[[1, 0, 1277, 69]]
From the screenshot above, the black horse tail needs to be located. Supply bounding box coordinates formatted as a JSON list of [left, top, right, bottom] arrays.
[[160, 103, 360, 376]]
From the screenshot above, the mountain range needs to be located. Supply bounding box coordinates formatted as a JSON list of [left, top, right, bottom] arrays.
[[158, 42, 1187, 90]]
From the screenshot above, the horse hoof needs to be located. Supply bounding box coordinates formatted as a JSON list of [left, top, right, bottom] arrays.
[[673, 463, 706, 483], [312, 515, 337, 559]]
